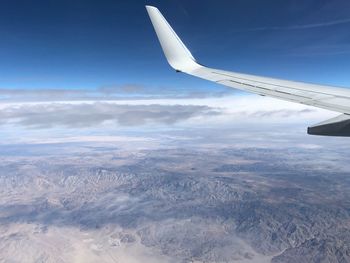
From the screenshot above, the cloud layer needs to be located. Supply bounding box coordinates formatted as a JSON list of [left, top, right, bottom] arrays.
[[0, 95, 332, 130], [0, 102, 220, 129], [0, 85, 234, 102]]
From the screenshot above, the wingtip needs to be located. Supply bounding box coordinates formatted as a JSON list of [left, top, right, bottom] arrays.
[[145, 5, 158, 11]]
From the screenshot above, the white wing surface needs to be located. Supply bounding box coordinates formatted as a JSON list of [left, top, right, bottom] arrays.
[[146, 5, 350, 136]]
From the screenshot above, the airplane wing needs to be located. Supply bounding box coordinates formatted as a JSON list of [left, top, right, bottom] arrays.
[[146, 5, 350, 137]]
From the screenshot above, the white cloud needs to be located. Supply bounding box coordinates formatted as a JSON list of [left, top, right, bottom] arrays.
[[237, 18, 350, 32], [0, 95, 336, 130], [0, 101, 219, 129]]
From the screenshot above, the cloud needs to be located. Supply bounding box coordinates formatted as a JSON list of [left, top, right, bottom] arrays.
[[0, 95, 334, 132], [0, 85, 234, 102], [236, 18, 350, 33], [0, 102, 220, 129], [0, 88, 86, 98], [244, 109, 315, 118], [98, 84, 144, 94]]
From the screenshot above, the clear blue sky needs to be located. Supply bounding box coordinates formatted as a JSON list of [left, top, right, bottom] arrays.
[[0, 0, 350, 94]]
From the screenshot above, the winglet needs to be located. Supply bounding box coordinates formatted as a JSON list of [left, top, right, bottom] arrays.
[[146, 5, 201, 73]]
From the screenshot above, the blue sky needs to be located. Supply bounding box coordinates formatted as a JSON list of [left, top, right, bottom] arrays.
[[0, 0, 350, 94]]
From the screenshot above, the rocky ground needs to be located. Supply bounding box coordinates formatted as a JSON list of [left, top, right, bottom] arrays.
[[0, 133, 349, 262]]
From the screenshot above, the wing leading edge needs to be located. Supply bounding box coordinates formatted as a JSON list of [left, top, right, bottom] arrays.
[[146, 5, 350, 137]]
